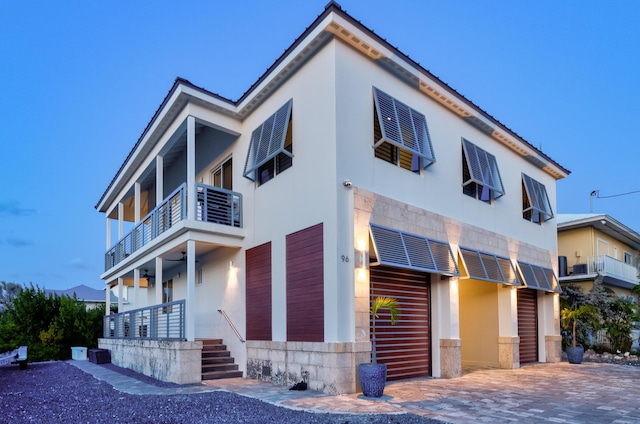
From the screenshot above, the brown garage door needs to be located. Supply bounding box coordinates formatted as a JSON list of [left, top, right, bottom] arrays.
[[370, 265, 431, 380], [517, 288, 538, 363]]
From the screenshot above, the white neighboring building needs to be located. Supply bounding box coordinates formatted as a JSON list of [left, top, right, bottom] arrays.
[[95, 2, 569, 392]]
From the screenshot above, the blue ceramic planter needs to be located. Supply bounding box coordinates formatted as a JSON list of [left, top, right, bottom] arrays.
[[566, 346, 584, 364], [358, 363, 387, 397]]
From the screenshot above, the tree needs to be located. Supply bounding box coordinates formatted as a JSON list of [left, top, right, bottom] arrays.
[[0, 281, 22, 313]]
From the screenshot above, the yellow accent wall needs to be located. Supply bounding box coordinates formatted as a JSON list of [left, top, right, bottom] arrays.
[[459, 278, 499, 368]]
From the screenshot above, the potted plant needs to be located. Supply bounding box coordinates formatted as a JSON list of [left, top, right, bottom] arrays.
[[561, 305, 598, 364], [358, 296, 400, 397]]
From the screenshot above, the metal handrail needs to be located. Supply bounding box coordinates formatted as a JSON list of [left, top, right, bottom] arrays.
[[218, 309, 245, 343]]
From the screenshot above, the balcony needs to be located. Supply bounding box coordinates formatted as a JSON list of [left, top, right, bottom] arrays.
[[569, 255, 639, 289], [105, 183, 242, 271]]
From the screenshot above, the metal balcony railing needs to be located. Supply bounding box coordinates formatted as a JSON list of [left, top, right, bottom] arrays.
[[104, 183, 243, 271], [588, 255, 639, 284], [103, 300, 186, 341]]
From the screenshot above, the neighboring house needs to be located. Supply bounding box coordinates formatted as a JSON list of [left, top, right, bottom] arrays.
[[46, 284, 119, 310], [557, 214, 640, 295], [95, 2, 569, 393]]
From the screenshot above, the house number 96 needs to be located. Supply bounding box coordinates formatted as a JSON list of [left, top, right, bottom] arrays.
[[341, 255, 350, 263]]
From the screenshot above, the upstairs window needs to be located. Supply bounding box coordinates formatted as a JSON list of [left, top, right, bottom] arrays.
[[522, 173, 553, 224], [373, 87, 435, 173], [461, 138, 505, 203], [243, 100, 293, 186], [210, 157, 233, 190]]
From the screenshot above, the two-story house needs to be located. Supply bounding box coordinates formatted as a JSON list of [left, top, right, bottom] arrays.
[[95, 2, 569, 394], [558, 213, 640, 295]]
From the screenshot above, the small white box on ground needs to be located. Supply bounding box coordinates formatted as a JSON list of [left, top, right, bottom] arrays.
[[71, 347, 88, 360]]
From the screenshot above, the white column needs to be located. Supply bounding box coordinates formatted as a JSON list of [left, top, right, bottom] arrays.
[[186, 239, 196, 341], [106, 217, 111, 249], [133, 268, 140, 308], [156, 155, 164, 205], [187, 116, 196, 221], [155, 257, 163, 305], [118, 202, 124, 239], [105, 283, 111, 315], [134, 182, 141, 223], [430, 276, 461, 378], [498, 285, 518, 336], [117, 278, 124, 312]]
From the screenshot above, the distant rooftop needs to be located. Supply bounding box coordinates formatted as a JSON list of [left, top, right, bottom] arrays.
[[45, 284, 117, 303], [557, 213, 640, 250]]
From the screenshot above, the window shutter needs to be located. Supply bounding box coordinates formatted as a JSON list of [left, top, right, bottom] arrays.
[[462, 138, 505, 198], [522, 174, 554, 221]]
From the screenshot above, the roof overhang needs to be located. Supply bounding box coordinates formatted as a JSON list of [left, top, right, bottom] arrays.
[[558, 214, 640, 251]]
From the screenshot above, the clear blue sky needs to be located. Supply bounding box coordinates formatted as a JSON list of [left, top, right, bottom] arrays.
[[2, 1, 639, 290]]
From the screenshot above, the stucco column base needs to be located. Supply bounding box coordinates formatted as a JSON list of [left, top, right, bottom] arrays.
[[440, 338, 462, 378], [545, 335, 562, 363], [498, 336, 520, 369]]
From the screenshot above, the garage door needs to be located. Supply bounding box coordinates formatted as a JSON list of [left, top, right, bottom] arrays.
[[517, 288, 538, 363], [370, 265, 431, 380]]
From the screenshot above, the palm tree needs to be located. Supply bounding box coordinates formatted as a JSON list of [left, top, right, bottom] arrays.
[[370, 296, 400, 364], [561, 305, 598, 348]]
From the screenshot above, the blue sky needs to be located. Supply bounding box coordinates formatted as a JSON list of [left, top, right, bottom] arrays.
[[1, 1, 639, 290]]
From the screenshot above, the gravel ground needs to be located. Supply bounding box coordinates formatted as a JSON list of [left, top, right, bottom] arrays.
[[0, 362, 439, 424]]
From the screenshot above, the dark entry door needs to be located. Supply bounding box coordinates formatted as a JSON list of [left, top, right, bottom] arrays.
[[517, 288, 538, 363]]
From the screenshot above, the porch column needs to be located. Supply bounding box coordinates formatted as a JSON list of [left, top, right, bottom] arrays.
[[133, 268, 140, 308], [118, 202, 124, 239], [431, 276, 461, 378], [134, 182, 141, 223], [105, 283, 111, 315], [117, 277, 124, 312], [187, 116, 196, 221], [155, 257, 163, 305], [106, 217, 111, 249], [497, 285, 519, 368], [156, 155, 164, 204], [186, 239, 196, 341]]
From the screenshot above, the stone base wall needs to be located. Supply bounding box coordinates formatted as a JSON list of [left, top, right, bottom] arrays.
[[246, 340, 370, 394], [98, 338, 202, 384], [545, 335, 562, 363], [498, 336, 520, 368], [440, 338, 462, 378]]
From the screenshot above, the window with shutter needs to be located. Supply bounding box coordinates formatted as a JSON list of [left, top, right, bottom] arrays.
[[461, 138, 505, 203]]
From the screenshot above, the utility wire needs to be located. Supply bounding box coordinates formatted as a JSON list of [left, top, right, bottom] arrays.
[[595, 189, 640, 199]]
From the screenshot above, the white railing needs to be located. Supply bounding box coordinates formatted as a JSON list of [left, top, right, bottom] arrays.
[[588, 255, 639, 284], [103, 300, 186, 341], [104, 183, 243, 271]]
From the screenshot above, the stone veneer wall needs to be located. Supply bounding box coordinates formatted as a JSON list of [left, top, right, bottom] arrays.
[[246, 340, 370, 394], [98, 338, 203, 384]]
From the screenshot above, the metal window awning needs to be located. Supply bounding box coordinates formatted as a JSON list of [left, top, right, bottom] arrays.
[[462, 138, 505, 198], [369, 224, 459, 276], [458, 247, 521, 286], [373, 87, 435, 168], [522, 173, 554, 221], [243, 99, 293, 181], [517, 261, 561, 292]]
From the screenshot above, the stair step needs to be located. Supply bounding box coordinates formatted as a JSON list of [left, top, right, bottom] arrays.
[[197, 338, 223, 345], [202, 357, 234, 365], [202, 350, 231, 358], [202, 344, 228, 351], [202, 370, 243, 380], [202, 363, 239, 372]]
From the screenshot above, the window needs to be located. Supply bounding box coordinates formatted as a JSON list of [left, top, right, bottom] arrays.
[[243, 100, 293, 185], [210, 157, 232, 190], [624, 251, 634, 265], [461, 139, 505, 203], [373, 87, 435, 172], [522, 173, 553, 223]]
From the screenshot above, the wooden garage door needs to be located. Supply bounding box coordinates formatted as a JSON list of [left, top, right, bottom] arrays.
[[517, 288, 538, 363], [370, 265, 431, 380]]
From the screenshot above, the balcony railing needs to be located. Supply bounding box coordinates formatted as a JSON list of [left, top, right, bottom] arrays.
[[103, 300, 186, 341], [587, 255, 639, 283], [104, 183, 243, 271]]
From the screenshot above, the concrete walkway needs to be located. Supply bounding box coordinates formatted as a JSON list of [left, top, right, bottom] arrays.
[[69, 360, 640, 423]]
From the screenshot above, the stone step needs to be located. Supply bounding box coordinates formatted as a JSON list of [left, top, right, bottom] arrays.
[[202, 356, 234, 365], [202, 350, 231, 358], [202, 362, 239, 373], [202, 369, 243, 380]]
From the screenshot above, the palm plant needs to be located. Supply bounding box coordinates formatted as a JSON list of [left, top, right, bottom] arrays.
[[561, 305, 598, 348], [370, 296, 400, 364]]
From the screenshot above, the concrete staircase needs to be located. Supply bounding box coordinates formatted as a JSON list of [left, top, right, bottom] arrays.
[[199, 338, 243, 381]]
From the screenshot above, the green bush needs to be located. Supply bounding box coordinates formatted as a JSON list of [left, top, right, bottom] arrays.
[[0, 283, 105, 361]]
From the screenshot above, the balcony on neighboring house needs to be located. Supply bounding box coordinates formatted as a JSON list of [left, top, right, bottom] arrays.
[[566, 255, 639, 290], [105, 183, 242, 271]]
